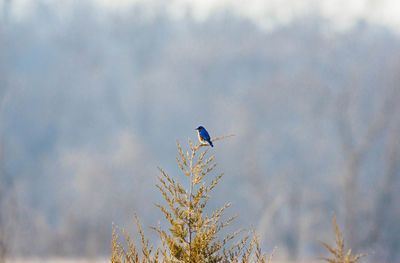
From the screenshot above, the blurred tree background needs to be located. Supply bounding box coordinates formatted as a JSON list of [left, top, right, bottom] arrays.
[[0, 0, 399, 262]]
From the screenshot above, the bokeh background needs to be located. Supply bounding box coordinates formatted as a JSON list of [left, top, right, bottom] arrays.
[[1, 0, 400, 262]]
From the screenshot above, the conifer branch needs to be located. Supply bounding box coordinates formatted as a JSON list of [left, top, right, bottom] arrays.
[[111, 134, 275, 263]]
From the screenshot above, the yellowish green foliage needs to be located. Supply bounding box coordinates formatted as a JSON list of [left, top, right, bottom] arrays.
[[319, 213, 367, 263], [111, 135, 274, 263]]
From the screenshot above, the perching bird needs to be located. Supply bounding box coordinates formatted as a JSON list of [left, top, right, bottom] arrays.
[[196, 126, 213, 147]]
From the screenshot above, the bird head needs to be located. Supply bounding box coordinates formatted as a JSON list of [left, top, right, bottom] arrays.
[[196, 126, 204, 131]]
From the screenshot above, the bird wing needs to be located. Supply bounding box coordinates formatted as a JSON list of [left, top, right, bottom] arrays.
[[201, 129, 211, 141]]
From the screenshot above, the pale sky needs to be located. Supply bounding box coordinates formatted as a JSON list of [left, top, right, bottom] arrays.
[[3, 0, 400, 32]]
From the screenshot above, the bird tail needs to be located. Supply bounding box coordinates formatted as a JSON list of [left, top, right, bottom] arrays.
[[208, 140, 213, 147]]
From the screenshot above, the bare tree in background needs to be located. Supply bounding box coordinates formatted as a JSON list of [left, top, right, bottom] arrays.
[[368, 113, 400, 260], [0, 76, 13, 263], [0, 2, 16, 260], [336, 83, 400, 251], [367, 74, 400, 261]]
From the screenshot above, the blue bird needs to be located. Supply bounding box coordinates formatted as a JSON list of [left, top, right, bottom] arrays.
[[196, 126, 213, 147]]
